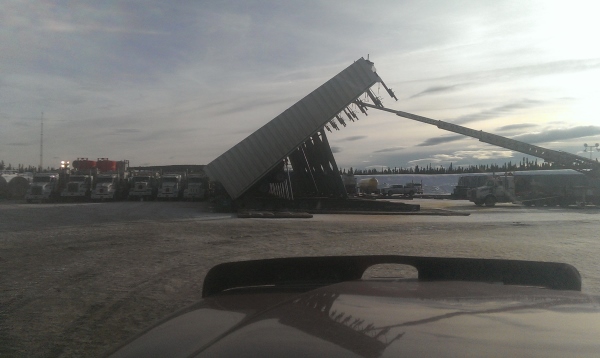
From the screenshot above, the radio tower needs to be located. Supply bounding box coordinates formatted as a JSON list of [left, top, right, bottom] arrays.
[[39, 112, 44, 172]]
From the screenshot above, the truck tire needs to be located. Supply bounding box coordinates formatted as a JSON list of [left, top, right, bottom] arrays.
[[484, 196, 496, 207], [387, 191, 393, 197], [474, 200, 484, 207], [408, 191, 415, 197]]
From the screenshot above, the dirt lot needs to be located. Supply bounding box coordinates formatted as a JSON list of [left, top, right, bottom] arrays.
[[1, 199, 599, 357]]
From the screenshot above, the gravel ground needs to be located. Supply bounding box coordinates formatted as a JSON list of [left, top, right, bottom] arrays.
[[1, 199, 599, 357]]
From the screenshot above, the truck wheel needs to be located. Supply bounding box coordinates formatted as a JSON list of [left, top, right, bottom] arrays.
[[408, 191, 415, 197], [474, 200, 484, 207], [484, 196, 496, 207], [387, 191, 393, 197]]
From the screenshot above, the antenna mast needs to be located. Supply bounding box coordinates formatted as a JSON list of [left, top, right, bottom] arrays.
[[39, 112, 44, 172]]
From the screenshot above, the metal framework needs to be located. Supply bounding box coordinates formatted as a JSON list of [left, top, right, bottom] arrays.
[[205, 58, 396, 201]]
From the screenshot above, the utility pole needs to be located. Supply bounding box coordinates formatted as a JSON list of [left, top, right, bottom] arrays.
[[39, 112, 44, 172]]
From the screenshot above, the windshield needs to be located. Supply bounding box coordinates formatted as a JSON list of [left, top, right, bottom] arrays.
[[3, 2, 600, 358], [32, 176, 53, 183], [132, 177, 151, 182], [95, 177, 114, 183]]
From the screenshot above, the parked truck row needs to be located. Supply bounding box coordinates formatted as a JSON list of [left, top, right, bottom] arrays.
[[467, 171, 599, 207], [24, 158, 210, 203], [354, 177, 423, 197]]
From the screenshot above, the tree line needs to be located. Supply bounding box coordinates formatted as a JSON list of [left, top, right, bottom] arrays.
[[2, 156, 595, 176], [0, 161, 45, 172], [342, 157, 587, 175]]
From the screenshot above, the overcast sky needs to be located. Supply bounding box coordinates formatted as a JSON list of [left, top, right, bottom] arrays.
[[2, 0, 600, 170]]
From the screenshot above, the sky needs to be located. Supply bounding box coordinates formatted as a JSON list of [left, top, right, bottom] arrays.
[[2, 0, 600, 170]]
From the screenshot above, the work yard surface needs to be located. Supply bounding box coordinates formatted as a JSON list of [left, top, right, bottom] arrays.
[[1, 199, 599, 357]]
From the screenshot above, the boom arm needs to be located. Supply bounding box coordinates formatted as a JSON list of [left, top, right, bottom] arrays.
[[358, 101, 600, 171]]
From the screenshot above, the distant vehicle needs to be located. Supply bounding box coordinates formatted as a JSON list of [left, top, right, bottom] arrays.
[[128, 171, 160, 201], [452, 175, 489, 199], [91, 173, 129, 201], [107, 255, 600, 357], [61, 158, 97, 201], [0, 172, 32, 199], [468, 172, 594, 207], [183, 173, 208, 201], [60, 174, 93, 201], [341, 173, 357, 195], [385, 182, 423, 197], [25, 173, 65, 203], [358, 177, 378, 194], [157, 173, 186, 200], [91, 159, 130, 201]]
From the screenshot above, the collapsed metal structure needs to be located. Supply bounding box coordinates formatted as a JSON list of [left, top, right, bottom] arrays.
[[205, 58, 397, 206], [206, 57, 600, 209]]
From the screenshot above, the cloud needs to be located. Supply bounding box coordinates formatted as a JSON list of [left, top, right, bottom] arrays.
[[416, 135, 464, 146], [406, 59, 600, 85], [511, 126, 600, 143], [450, 99, 545, 125], [107, 128, 142, 135], [373, 146, 405, 153], [453, 150, 514, 160], [495, 123, 538, 132], [7, 142, 31, 146], [408, 150, 514, 166], [41, 19, 167, 35], [409, 83, 466, 99], [408, 154, 463, 165], [341, 135, 367, 142]]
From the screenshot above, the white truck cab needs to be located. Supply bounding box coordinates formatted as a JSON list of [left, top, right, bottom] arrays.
[[26, 173, 61, 202], [157, 173, 184, 200]]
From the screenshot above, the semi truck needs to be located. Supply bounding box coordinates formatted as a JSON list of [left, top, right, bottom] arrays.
[[468, 171, 593, 207], [157, 173, 186, 200], [90, 159, 130, 201], [452, 175, 490, 199], [128, 171, 160, 201], [61, 174, 94, 201], [26, 172, 66, 202], [61, 158, 97, 201], [183, 173, 208, 200]]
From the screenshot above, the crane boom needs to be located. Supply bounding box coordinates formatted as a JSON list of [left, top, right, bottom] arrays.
[[357, 101, 600, 171]]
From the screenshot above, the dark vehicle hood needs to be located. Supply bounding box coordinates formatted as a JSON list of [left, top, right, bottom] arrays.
[[108, 280, 600, 357]]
